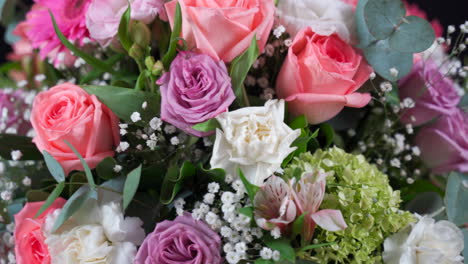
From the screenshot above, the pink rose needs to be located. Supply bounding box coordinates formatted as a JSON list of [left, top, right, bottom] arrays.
[[30, 83, 120, 175], [276, 27, 373, 124], [415, 109, 468, 174], [165, 0, 275, 62], [399, 60, 460, 126], [14, 198, 66, 264]]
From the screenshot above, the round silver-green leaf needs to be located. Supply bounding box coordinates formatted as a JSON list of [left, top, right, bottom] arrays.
[[364, 0, 406, 40], [389, 16, 435, 53]]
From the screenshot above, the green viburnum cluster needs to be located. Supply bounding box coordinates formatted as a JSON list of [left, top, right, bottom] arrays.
[[284, 147, 415, 264]]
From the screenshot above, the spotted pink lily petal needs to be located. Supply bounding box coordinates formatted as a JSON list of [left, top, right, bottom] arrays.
[[311, 209, 348, 232]]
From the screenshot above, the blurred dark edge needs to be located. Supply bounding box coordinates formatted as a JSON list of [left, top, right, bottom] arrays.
[[0, 0, 467, 63]]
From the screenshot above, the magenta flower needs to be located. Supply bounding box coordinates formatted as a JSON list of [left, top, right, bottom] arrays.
[[0, 89, 32, 135], [399, 60, 461, 126], [416, 109, 468, 174], [24, 0, 92, 66], [158, 51, 235, 137], [254, 176, 297, 231], [134, 213, 222, 264], [291, 171, 347, 241]]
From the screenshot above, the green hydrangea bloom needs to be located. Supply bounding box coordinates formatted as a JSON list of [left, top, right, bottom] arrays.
[[284, 147, 415, 264]]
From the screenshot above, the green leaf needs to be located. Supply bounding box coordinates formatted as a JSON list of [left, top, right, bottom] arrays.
[[49, 11, 118, 75], [292, 212, 306, 238], [401, 180, 445, 202], [162, 3, 182, 69], [405, 192, 444, 216], [192, 119, 221, 133], [83, 85, 160, 124], [52, 185, 97, 232], [0, 0, 16, 26], [463, 229, 468, 259], [320, 123, 335, 148], [363, 39, 413, 81], [96, 157, 118, 180], [355, 0, 376, 48], [264, 237, 296, 262], [444, 172, 468, 225], [254, 260, 274, 264], [79, 54, 126, 85], [43, 151, 66, 182], [27, 190, 50, 202], [196, 165, 226, 184], [160, 162, 196, 204], [289, 115, 308, 130], [0, 134, 42, 160], [63, 140, 96, 188], [230, 36, 260, 107], [364, 0, 406, 40], [238, 168, 260, 203], [123, 165, 142, 211], [386, 83, 400, 106], [299, 242, 337, 252], [118, 4, 132, 52], [388, 16, 435, 53], [239, 206, 254, 220], [34, 182, 65, 218], [69, 172, 87, 195]]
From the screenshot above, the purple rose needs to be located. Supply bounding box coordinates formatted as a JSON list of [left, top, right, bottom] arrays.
[[134, 213, 222, 264], [0, 88, 32, 135], [415, 109, 468, 174], [158, 51, 235, 137], [399, 59, 460, 126]]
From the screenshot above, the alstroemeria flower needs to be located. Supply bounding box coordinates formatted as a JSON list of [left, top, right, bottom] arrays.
[[254, 176, 297, 231], [291, 170, 347, 241]]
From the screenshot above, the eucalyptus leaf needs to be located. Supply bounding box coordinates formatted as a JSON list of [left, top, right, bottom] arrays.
[[63, 140, 96, 188], [444, 172, 468, 225], [364, 0, 406, 40], [389, 16, 435, 53], [355, 0, 376, 48], [463, 229, 468, 259], [52, 185, 97, 232], [33, 182, 65, 218], [362, 39, 413, 81], [0, 134, 42, 160], [123, 165, 142, 211], [230, 36, 259, 107], [43, 151, 66, 182], [83, 85, 160, 124]]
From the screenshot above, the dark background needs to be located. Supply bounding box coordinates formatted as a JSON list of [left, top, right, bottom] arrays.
[[0, 0, 467, 63]]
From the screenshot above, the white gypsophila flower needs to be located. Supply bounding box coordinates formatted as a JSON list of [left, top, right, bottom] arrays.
[[130, 112, 141, 123], [276, 0, 356, 43], [44, 200, 145, 264], [10, 150, 22, 161], [208, 182, 220, 193], [203, 193, 215, 205], [260, 247, 273, 260], [383, 215, 464, 264], [210, 100, 300, 186], [149, 117, 162, 131]]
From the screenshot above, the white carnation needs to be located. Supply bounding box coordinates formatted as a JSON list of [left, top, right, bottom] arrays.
[[210, 100, 300, 186]]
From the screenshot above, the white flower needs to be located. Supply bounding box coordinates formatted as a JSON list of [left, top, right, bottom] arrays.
[[44, 201, 145, 264], [276, 0, 356, 43], [210, 100, 300, 186], [149, 117, 162, 131], [260, 247, 273, 260], [383, 215, 464, 264], [130, 112, 141, 123], [10, 150, 22, 161]]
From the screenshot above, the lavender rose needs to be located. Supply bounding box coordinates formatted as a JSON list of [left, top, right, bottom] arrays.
[[134, 213, 222, 264], [158, 51, 235, 137], [415, 109, 468, 174], [399, 59, 460, 126]]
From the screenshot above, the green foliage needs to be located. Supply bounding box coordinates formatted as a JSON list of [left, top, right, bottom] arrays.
[[118, 4, 132, 52], [64, 140, 96, 188], [230, 36, 260, 107], [160, 162, 196, 204], [43, 151, 65, 183], [264, 236, 296, 263], [33, 182, 65, 218], [96, 157, 118, 180], [0, 0, 16, 26], [123, 165, 142, 211], [0, 134, 42, 160], [445, 172, 468, 226], [83, 85, 160, 124], [162, 3, 182, 69], [192, 119, 221, 133], [356, 0, 435, 81], [238, 168, 260, 202], [284, 148, 414, 263]]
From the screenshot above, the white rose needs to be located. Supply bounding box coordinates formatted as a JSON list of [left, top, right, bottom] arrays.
[[383, 215, 464, 264], [210, 100, 300, 186], [44, 201, 145, 264], [276, 0, 356, 43]]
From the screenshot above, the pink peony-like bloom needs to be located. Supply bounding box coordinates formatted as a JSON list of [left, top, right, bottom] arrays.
[[23, 0, 92, 66], [86, 0, 166, 47], [416, 109, 468, 174], [165, 0, 275, 62], [14, 198, 66, 264], [254, 176, 297, 232], [291, 171, 347, 241], [399, 60, 460, 126], [276, 27, 373, 124], [30, 83, 120, 175], [134, 213, 222, 264], [158, 51, 235, 137]]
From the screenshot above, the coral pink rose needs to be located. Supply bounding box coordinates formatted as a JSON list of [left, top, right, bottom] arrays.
[[165, 0, 275, 62], [276, 27, 373, 124], [14, 198, 66, 264], [31, 83, 120, 175]]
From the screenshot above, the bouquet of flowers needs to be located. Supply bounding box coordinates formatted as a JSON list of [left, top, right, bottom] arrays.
[[0, 0, 467, 263]]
